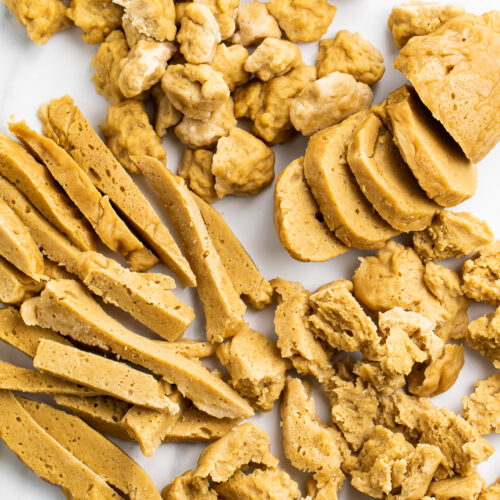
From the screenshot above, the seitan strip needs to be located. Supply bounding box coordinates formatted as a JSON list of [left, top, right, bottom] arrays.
[[155, 339, 217, 359], [0, 256, 43, 303]]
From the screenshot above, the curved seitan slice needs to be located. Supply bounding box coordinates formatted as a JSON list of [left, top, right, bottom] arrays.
[[133, 156, 246, 343], [21, 279, 253, 420], [347, 113, 439, 232], [0, 133, 96, 251], [18, 397, 161, 500], [0, 391, 121, 500], [386, 87, 477, 207], [0, 197, 43, 280], [194, 194, 273, 309], [304, 111, 398, 249], [38, 96, 195, 286], [9, 121, 157, 272], [274, 157, 348, 262], [0, 256, 43, 303]]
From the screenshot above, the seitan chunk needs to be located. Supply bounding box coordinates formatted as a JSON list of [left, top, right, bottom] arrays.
[[232, 1, 281, 46], [152, 84, 182, 137], [427, 472, 486, 500], [479, 476, 500, 500], [0, 256, 43, 303], [162, 470, 217, 500]]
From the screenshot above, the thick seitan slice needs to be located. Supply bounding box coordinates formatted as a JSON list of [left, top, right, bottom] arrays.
[[18, 397, 161, 500], [304, 111, 398, 249], [38, 96, 195, 286], [10, 121, 157, 272], [386, 87, 477, 207], [273, 157, 348, 262], [21, 279, 254, 419], [33, 339, 179, 412], [0, 132, 96, 251], [347, 113, 439, 231], [0, 197, 44, 280], [0, 256, 43, 303], [0, 390, 121, 500], [78, 251, 194, 341], [133, 156, 246, 343], [194, 194, 273, 309]]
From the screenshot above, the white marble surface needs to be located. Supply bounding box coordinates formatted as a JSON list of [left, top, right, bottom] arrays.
[[0, 0, 499, 498]]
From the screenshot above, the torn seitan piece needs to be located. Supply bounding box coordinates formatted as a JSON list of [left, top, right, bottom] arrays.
[[0, 255, 43, 303], [194, 194, 273, 309], [466, 307, 500, 368], [157, 339, 216, 359], [0, 391, 121, 499], [9, 121, 157, 272], [34, 338, 179, 412], [462, 373, 500, 435], [133, 156, 246, 343], [353, 359, 406, 395], [216, 326, 289, 411], [38, 95, 195, 285], [78, 251, 194, 341], [480, 476, 500, 500], [162, 470, 218, 500], [21, 279, 254, 419], [0, 132, 96, 251], [428, 472, 486, 500]]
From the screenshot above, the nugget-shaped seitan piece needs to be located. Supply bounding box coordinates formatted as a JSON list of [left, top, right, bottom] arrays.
[[122, 10, 154, 46], [101, 99, 166, 174], [10, 120, 157, 271], [4, 0, 70, 45], [388, 1, 466, 49], [39, 95, 195, 285], [467, 308, 500, 368], [194, 0, 239, 40], [348, 113, 439, 231], [0, 391, 121, 499], [211, 44, 250, 91], [268, 0, 336, 42], [0, 257, 42, 303], [232, 1, 282, 46], [178, 150, 216, 203], [394, 14, 500, 162], [428, 472, 486, 500], [274, 157, 348, 262], [317, 30, 385, 84], [387, 87, 477, 207], [152, 84, 182, 136], [66, 0, 123, 44], [304, 111, 398, 249], [291, 72, 373, 137], [212, 128, 275, 199], [78, 251, 194, 341]]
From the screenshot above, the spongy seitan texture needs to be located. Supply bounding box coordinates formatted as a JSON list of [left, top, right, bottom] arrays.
[[274, 157, 348, 262], [134, 156, 246, 343], [38, 96, 195, 285], [466, 308, 500, 368], [0, 257, 43, 303], [394, 13, 500, 162], [22, 279, 253, 419], [155, 339, 217, 359], [162, 469, 218, 500], [0, 390, 121, 499], [428, 472, 486, 499]]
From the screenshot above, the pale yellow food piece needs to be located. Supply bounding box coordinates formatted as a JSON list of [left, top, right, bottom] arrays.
[[4, 0, 70, 44], [387, 86, 477, 207], [43, 258, 75, 280], [428, 472, 485, 500], [274, 157, 348, 262], [467, 309, 500, 368], [232, 1, 281, 46], [162, 470, 217, 500], [66, 0, 123, 44], [0, 256, 42, 303], [78, 251, 194, 341], [9, 120, 156, 271], [39, 95, 195, 286], [291, 71, 373, 137], [479, 476, 500, 500], [0, 391, 121, 499], [211, 44, 250, 91], [394, 14, 500, 163], [388, 1, 466, 49], [304, 110, 398, 249], [91, 30, 129, 104], [178, 3, 221, 64], [155, 339, 217, 359], [119, 40, 175, 98], [152, 84, 182, 137], [317, 30, 385, 84], [122, 11, 153, 46], [140, 271, 175, 291], [195, 195, 273, 309], [178, 149, 216, 203], [353, 360, 406, 395], [194, 0, 239, 40], [482, 10, 500, 31], [268, 0, 336, 42]]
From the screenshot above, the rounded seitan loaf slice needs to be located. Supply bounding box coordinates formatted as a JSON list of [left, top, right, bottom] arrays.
[[304, 111, 398, 249], [274, 157, 348, 262], [347, 112, 439, 232]]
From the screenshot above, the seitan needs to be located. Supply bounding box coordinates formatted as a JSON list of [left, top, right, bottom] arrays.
[[0, 256, 43, 303]]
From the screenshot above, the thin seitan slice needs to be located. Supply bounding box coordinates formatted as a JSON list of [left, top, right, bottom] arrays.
[[18, 397, 162, 500], [0, 132, 96, 251], [155, 339, 217, 359], [347, 113, 439, 232], [0, 197, 43, 280], [304, 111, 398, 249], [134, 156, 246, 343], [274, 157, 348, 262], [78, 251, 194, 341], [0, 390, 121, 500], [21, 279, 254, 420], [33, 339, 179, 412], [194, 194, 272, 309], [10, 121, 157, 271], [0, 255, 43, 303], [38, 96, 195, 286]]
